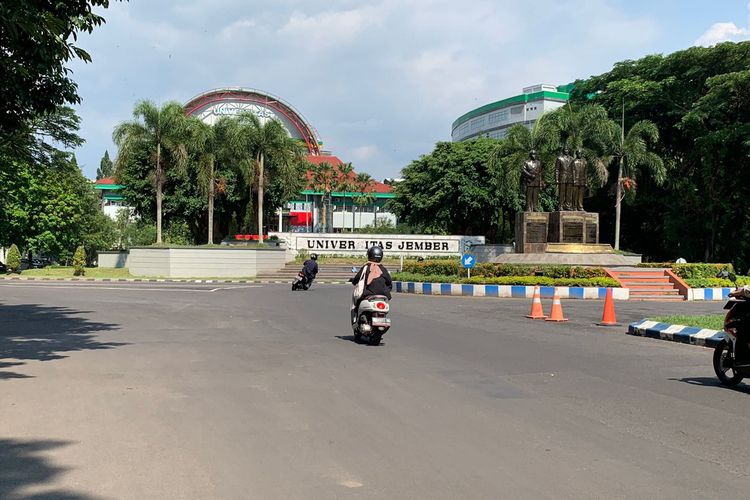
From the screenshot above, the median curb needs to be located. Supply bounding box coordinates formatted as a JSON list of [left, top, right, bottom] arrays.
[[686, 288, 734, 301], [627, 319, 724, 347], [393, 282, 629, 300], [0, 276, 349, 285]]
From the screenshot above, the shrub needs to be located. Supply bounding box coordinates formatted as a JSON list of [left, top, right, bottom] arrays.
[[403, 260, 609, 279], [73, 246, 86, 276], [392, 272, 461, 283], [638, 262, 734, 279], [6, 244, 21, 273], [392, 272, 619, 287], [684, 277, 749, 288], [402, 259, 462, 276]]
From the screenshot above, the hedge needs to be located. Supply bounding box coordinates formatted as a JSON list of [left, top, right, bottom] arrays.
[[402, 260, 608, 278], [392, 272, 619, 288], [638, 262, 734, 279], [684, 277, 750, 288]]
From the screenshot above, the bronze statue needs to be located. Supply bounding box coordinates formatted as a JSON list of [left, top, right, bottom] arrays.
[[521, 150, 543, 212], [572, 149, 588, 211], [555, 146, 574, 211]]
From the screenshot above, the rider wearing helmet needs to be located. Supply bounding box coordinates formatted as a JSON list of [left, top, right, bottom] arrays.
[[351, 246, 392, 301], [301, 253, 319, 289]]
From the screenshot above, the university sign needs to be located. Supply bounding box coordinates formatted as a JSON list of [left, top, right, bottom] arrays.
[[271, 232, 485, 257]]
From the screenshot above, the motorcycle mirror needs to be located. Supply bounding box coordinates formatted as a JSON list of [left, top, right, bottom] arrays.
[[729, 272, 737, 283], [351, 266, 357, 273]]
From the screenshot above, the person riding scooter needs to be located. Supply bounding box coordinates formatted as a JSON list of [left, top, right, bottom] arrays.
[[292, 253, 318, 290], [350, 246, 392, 323]]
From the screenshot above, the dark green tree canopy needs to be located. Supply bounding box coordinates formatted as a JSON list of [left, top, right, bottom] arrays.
[[97, 150, 113, 180]]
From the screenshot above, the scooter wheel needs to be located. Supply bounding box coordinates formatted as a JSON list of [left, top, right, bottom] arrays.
[[367, 334, 383, 346], [713, 340, 744, 386]]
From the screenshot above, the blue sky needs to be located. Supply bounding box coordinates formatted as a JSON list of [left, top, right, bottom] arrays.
[[69, 0, 750, 180]]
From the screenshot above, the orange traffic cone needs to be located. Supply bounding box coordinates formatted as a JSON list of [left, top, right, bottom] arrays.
[[525, 285, 548, 319], [545, 288, 568, 322], [597, 287, 620, 326]]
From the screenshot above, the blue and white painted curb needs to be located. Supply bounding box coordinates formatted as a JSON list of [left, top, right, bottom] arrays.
[[394, 282, 629, 300], [686, 288, 733, 301], [627, 319, 725, 347]]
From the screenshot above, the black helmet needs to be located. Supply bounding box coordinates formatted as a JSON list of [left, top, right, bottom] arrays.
[[310, 253, 318, 260], [367, 246, 383, 263]]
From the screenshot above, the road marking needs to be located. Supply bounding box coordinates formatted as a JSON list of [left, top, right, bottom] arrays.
[[0, 283, 262, 293]]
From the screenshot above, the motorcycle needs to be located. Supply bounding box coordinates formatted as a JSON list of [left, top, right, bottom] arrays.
[[349, 268, 391, 345], [713, 270, 750, 386], [291, 271, 314, 291]]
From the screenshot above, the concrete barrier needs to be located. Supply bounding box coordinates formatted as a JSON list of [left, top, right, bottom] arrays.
[[686, 288, 734, 301], [98, 251, 129, 268], [627, 319, 724, 347], [394, 282, 629, 300], [128, 247, 286, 278]]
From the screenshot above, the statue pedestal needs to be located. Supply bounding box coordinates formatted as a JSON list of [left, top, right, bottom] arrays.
[[548, 211, 599, 245], [515, 211, 600, 253]]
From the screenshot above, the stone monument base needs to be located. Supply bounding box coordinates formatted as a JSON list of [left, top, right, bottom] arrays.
[[516, 211, 601, 253]]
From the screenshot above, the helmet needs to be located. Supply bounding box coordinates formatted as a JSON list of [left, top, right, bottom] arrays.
[[310, 253, 318, 260], [367, 246, 383, 263]]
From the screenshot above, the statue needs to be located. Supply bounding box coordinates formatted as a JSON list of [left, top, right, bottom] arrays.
[[521, 150, 543, 212], [555, 146, 574, 211], [572, 149, 588, 211]]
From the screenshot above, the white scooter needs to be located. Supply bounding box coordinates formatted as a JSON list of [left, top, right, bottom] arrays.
[[350, 267, 391, 345]]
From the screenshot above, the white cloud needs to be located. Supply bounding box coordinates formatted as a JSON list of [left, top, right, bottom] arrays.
[[696, 3, 750, 46], [220, 18, 257, 40], [278, 6, 382, 51]]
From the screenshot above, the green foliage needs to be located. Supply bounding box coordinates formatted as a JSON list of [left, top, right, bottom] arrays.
[[73, 245, 86, 276], [683, 277, 749, 288], [354, 219, 413, 234], [390, 139, 501, 238], [392, 272, 619, 287], [403, 259, 608, 279], [637, 262, 734, 278], [96, 150, 113, 180], [0, 1, 119, 139], [163, 220, 193, 246], [571, 41, 750, 272], [6, 244, 21, 273]]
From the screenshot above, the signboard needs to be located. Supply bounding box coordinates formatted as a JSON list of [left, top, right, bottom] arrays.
[[461, 254, 476, 269], [271, 232, 485, 257]]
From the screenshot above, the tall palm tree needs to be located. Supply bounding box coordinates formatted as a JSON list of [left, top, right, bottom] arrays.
[[609, 119, 665, 250], [227, 113, 303, 240], [113, 100, 190, 244], [191, 117, 231, 244], [311, 162, 336, 232], [335, 162, 355, 232], [354, 172, 375, 230]]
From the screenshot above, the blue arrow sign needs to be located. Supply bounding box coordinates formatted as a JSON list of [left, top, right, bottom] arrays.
[[461, 253, 476, 269]]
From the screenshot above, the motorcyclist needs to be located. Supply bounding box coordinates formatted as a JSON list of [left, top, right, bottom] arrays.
[[350, 246, 392, 322], [301, 253, 318, 289]]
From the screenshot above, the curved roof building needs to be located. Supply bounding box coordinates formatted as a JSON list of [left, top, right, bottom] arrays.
[[184, 88, 322, 155], [452, 84, 571, 142]]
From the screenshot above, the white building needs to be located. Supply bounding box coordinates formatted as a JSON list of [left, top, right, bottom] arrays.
[[452, 84, 571, 142]]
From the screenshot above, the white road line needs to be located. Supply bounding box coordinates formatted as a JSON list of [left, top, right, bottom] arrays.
[[0, 283, 261, 293]]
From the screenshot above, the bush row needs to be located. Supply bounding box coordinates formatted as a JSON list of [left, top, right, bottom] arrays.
[[638, 262, 734, 279], [392, 272, 620, 288], [402, 260, 608, 278], [684, 277, 750, 288]]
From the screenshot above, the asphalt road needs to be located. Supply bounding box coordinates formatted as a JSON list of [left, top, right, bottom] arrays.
[[1, 281, 749, 499]]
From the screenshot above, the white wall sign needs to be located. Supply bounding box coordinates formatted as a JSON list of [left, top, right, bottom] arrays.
[[271, 232, 485, 256]]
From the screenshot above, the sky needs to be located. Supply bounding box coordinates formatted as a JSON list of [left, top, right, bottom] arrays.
[[69, 0, 750, 180]]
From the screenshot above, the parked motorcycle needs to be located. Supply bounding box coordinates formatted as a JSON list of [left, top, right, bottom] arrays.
[[713, 270, 750, 386]]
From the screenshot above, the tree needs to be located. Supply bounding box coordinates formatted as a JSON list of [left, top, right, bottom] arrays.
[[73, 246, 86, 276], [335, 162, 355, 232], [0, 1, 121, 139], [113, 100, 190, 244], [223, 113, 304, 238], [391, 139, 500, 236], [96, 150, 113, 180], [354, 172, 375, 230], [6, 244, 21, 273], [311, 162, 336, 232], [191, 118, 224, 244]]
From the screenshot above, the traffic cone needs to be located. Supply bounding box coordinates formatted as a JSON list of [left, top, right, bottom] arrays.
[[525, 285, 547, 319], [597, 287, 620, 326], [545, 288, 568, 322]]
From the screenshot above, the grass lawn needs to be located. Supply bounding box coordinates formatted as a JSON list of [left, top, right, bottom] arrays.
[[649, 314, 725, 331], [11, 267, 135, 279]]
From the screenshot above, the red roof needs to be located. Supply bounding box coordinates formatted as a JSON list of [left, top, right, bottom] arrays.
[[304, 154, 392, 193], [96, 177, 117, 185]]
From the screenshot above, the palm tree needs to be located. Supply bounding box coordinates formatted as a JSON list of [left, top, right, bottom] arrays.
[[311, 162, 336, 232], [226, 113, 303, 240], [113, 100, 190, 244], [354, 172, 375, 230], [191, 117, 231, 244], [609, 118, 665, 250], [335, 162, 355, 232]]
